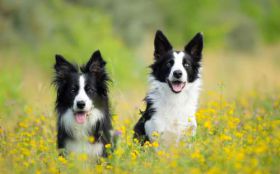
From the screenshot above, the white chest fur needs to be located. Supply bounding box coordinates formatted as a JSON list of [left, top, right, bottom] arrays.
[[144, 77, 201, 144], [61, 108, 104, 156]]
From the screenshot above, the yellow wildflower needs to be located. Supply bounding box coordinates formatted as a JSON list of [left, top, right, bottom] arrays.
[[58, 156, 67, 164], [88, 136, 95, 143], [220, 134, 232, 141], [105, 143, 112, 149], [152, 131, 160, 138], [78, 154, 88, 161], [152, 141, 159, 148]]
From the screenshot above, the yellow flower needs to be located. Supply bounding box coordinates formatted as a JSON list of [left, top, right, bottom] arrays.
[[144, 141, 153, 148], [144, 162, 152, 168], [131, 150, 139, 160], [24, 106, 33, 115], [112, 115, 118, 124], [152, 141, 159, 148], [78, 154, 88, 161], [157, 150, 165, 157], [30, 140, 36, 148], [133, 138, 139, 143], [234, 131, 243, 138], [58, 156, 67, 164], [152, 131, 159, 138], [106, 165, 113, 169], [204, 121, 212, 129], [220, 134, 232, 141], [236, 152, 244, 161], [228, 109, 234, 115], [255, 143, 267, 154], [88, 136, 95, 143], [49, 166, 59, 174], [170, 161, 177, 168], [39, 144, 48, 152], [191, 150, 205, 163], [189, 168, 201, 174], [124, 119, 130, 125], [105, 143, 112, 149], [131, 152, 137, 160], [114, 148, 124, 157], [95, 165, 103, 173], [206, 166, 222, 174], [40, 115, 46, 121], [23, 161, 30, 168], [19, 122, 27, 128], [21, 148, 31, 157], [35, 118, 40, 124], [120, 126, 126, 134]]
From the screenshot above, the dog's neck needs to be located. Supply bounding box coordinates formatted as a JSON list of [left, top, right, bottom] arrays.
[[147, 76, 201, 105]]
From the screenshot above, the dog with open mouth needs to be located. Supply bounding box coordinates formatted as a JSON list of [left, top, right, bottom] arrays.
[[53, 50, 113, 157], [134, 30, 203, 145]]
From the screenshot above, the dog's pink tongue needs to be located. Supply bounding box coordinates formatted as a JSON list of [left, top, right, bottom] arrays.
[[172, 83, 184, 92], [75, 113, 86, 124]]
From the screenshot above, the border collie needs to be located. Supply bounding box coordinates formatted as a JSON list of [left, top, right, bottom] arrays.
[[134, 30, 203, 145], [53, 50, 113, 157]]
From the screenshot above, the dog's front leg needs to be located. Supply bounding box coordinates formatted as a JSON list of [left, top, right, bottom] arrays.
[[144, 118, 164, 142]]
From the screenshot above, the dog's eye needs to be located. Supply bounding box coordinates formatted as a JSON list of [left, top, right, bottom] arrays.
[[167, 60, 174, 68], [85, 86, 94, 93], [184, 63, 190, 68], [71, 87, 78, 94]]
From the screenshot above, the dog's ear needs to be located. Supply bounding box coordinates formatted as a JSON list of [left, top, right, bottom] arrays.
[[85, 50, 106, 73], [54, 54, 77, 75], [154, 30, 173, 59], [185, 32, 203, 62]]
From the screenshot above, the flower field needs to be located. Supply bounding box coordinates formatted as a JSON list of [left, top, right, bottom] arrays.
[[0, 90, 279, 173]]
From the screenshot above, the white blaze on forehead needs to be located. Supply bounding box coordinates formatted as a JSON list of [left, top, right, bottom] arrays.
[[173, 52, 185, 69], [173, 51, 185, 60], [168, 52, 188, 82], [73, 75, 92, 111], [77, 75, 86, 100]]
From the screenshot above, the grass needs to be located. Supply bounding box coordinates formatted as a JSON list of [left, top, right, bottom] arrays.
[[0, 45, 280, 173], [0, 92, 279, 174]]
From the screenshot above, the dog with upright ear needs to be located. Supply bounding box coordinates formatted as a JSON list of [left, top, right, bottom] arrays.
[[81, 50, 110, 96], [53, 50, 114, 158], [84, 50, 106, 73], [54, 55, 77, 77], [133, 30, 204, 146], [185, 33, 203, 62], [154, 30, 173, 59], [53, 55, 78, 94]]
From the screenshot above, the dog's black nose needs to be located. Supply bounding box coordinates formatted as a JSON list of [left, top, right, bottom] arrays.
[[77, 101, 85, 109], [173, 70, 182, 79]]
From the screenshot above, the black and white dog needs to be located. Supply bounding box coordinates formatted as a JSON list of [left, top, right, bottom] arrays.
[[134, 30, 203, 145], [53, 50, 113, 157]]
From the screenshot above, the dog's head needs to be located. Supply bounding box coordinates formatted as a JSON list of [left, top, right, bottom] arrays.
[[151, 30, 203, 93], [53, 50, 109, 124]]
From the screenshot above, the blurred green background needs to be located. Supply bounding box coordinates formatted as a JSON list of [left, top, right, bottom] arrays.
[[1, 0, 280, 119]]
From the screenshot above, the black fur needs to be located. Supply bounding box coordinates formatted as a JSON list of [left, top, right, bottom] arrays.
[[133, 98, 154, 143], [151, 31, 203, 83], [53, 50, 112, 156], [133, 30, 203, 143]]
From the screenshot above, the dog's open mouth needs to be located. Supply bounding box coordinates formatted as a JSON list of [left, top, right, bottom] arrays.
[[74, 111, 89, 124], [167, 80, 186, 93]]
